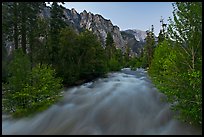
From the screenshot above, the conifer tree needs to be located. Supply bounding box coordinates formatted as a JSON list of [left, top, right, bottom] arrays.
[[105, 32, 115, 60], [48, 2, 67, 66], [143, 25, 155, 68]]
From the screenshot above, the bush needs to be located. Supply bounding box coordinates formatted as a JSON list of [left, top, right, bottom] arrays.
[[149, 40, 202, 126], [108, 58, 121, 71], [3, 50, 63, 117], [15, 64, 63, 117], [7, 49, 31, 93]]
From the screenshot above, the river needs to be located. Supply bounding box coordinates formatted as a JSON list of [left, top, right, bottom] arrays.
[[2, 68, 202, 135]]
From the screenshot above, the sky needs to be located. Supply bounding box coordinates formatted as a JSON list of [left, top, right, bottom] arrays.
[[48, 2, 174, 36]]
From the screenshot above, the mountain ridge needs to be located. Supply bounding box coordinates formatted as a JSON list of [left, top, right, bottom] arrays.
[[40, 6, 126, 51]]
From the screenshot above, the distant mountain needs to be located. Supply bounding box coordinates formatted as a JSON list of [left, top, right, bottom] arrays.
[[121, 29, 158, 56], [40, 6, 125, 51], [4, 4, 155, 57], [40, 6, 161, 56], [121, 29, 146, 56], [122, 29, 147, 42]]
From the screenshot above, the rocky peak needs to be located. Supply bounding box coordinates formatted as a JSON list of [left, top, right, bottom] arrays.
[[40, 5, 125, 50], [124, 29, 147, 42], [82, 10, 87, 14], [71, 8, 77, 14]]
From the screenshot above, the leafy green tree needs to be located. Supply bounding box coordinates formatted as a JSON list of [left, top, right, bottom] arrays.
[[7, 49, 31, 94], [149, 2, 202, 126], [3, 49, 31, 113], [3, 50, 62, 117], [128, 56, 143, 70], [167, 2, 202, 125], [168, 2, 202, 71], [15, 64, 63, 117], [57, 27, 79, 85], [77, 30, 108, 79]]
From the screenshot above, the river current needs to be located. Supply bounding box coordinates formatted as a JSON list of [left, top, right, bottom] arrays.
[[2, 68, 202, 135]]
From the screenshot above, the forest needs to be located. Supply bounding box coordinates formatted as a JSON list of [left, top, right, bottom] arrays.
[[2, 2, 202, 127]]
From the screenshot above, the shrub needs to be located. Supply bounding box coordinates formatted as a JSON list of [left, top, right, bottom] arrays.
[[3, 50, 63, 117]]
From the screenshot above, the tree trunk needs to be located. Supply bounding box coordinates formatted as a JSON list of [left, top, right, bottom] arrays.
[[14, 3, 18, 49], [21, 7, 26, 54]]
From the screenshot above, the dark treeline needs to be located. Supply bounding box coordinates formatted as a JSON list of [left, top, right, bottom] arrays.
[[2, 2, 129, 117]]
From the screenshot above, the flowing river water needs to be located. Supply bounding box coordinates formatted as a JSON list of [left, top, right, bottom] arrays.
[[2, 68, 202, 135]]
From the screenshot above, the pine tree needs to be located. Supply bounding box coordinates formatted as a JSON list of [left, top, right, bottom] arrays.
[[2, 2, 44, 54], [105, 32, 115, 60], [143, 25, 155, 68], [125, 45, 131, 63], [48, 2, 67, 66], [105, 32, 122, 71], [57, 27, 79, 84], [2, 2, 19, 49], [158, 16, 167, 43], [78, 30, 108, 79], [32, 17, 50, 66]]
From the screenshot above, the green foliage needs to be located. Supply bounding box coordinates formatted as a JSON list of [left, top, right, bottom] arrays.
[[3, 49, 63, 117], [158, 30, 165, 43], [149, 40, 171, 76], [7, 49, 31, 93], [52, 28, 109, 85], [77, 30, 108, 79], [115, 48, 125, 69], [50, 2, 66, 35], [57, 27, 80, 84], [108, 58, 121, 71], [105, 32, 116, 60], [21, 64, 62, 116], [104, 32, 124, 71], [2, 45, 9, 82], [3, 49, 31, 115], [31, 17, 50, 66], [49, 2, 67, 65], [128, 57, 143, 70], [124, 46, 131, 64], [142, 26, 155, 68], [149, 40, 202, 126], [2, 3, 15, 46], [149, 2, 202, 126]]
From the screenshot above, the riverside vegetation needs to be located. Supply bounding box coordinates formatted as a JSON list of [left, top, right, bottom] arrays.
[[2, 2, 202, 127]]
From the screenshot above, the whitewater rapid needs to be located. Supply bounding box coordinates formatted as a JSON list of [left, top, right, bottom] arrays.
[[2, 68, 201, 135]]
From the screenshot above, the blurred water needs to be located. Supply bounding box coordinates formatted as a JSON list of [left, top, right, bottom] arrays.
[[2, 68, 202, 135]]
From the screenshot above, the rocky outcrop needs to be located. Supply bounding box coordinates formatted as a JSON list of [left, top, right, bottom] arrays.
[[121, 30, 146, 56], [40, 6, 125, 50], [121, 29, 158, 56], [123, 29, 147, 42]]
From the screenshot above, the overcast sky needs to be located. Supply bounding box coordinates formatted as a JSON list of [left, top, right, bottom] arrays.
[[47, 2, 174, 36]]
